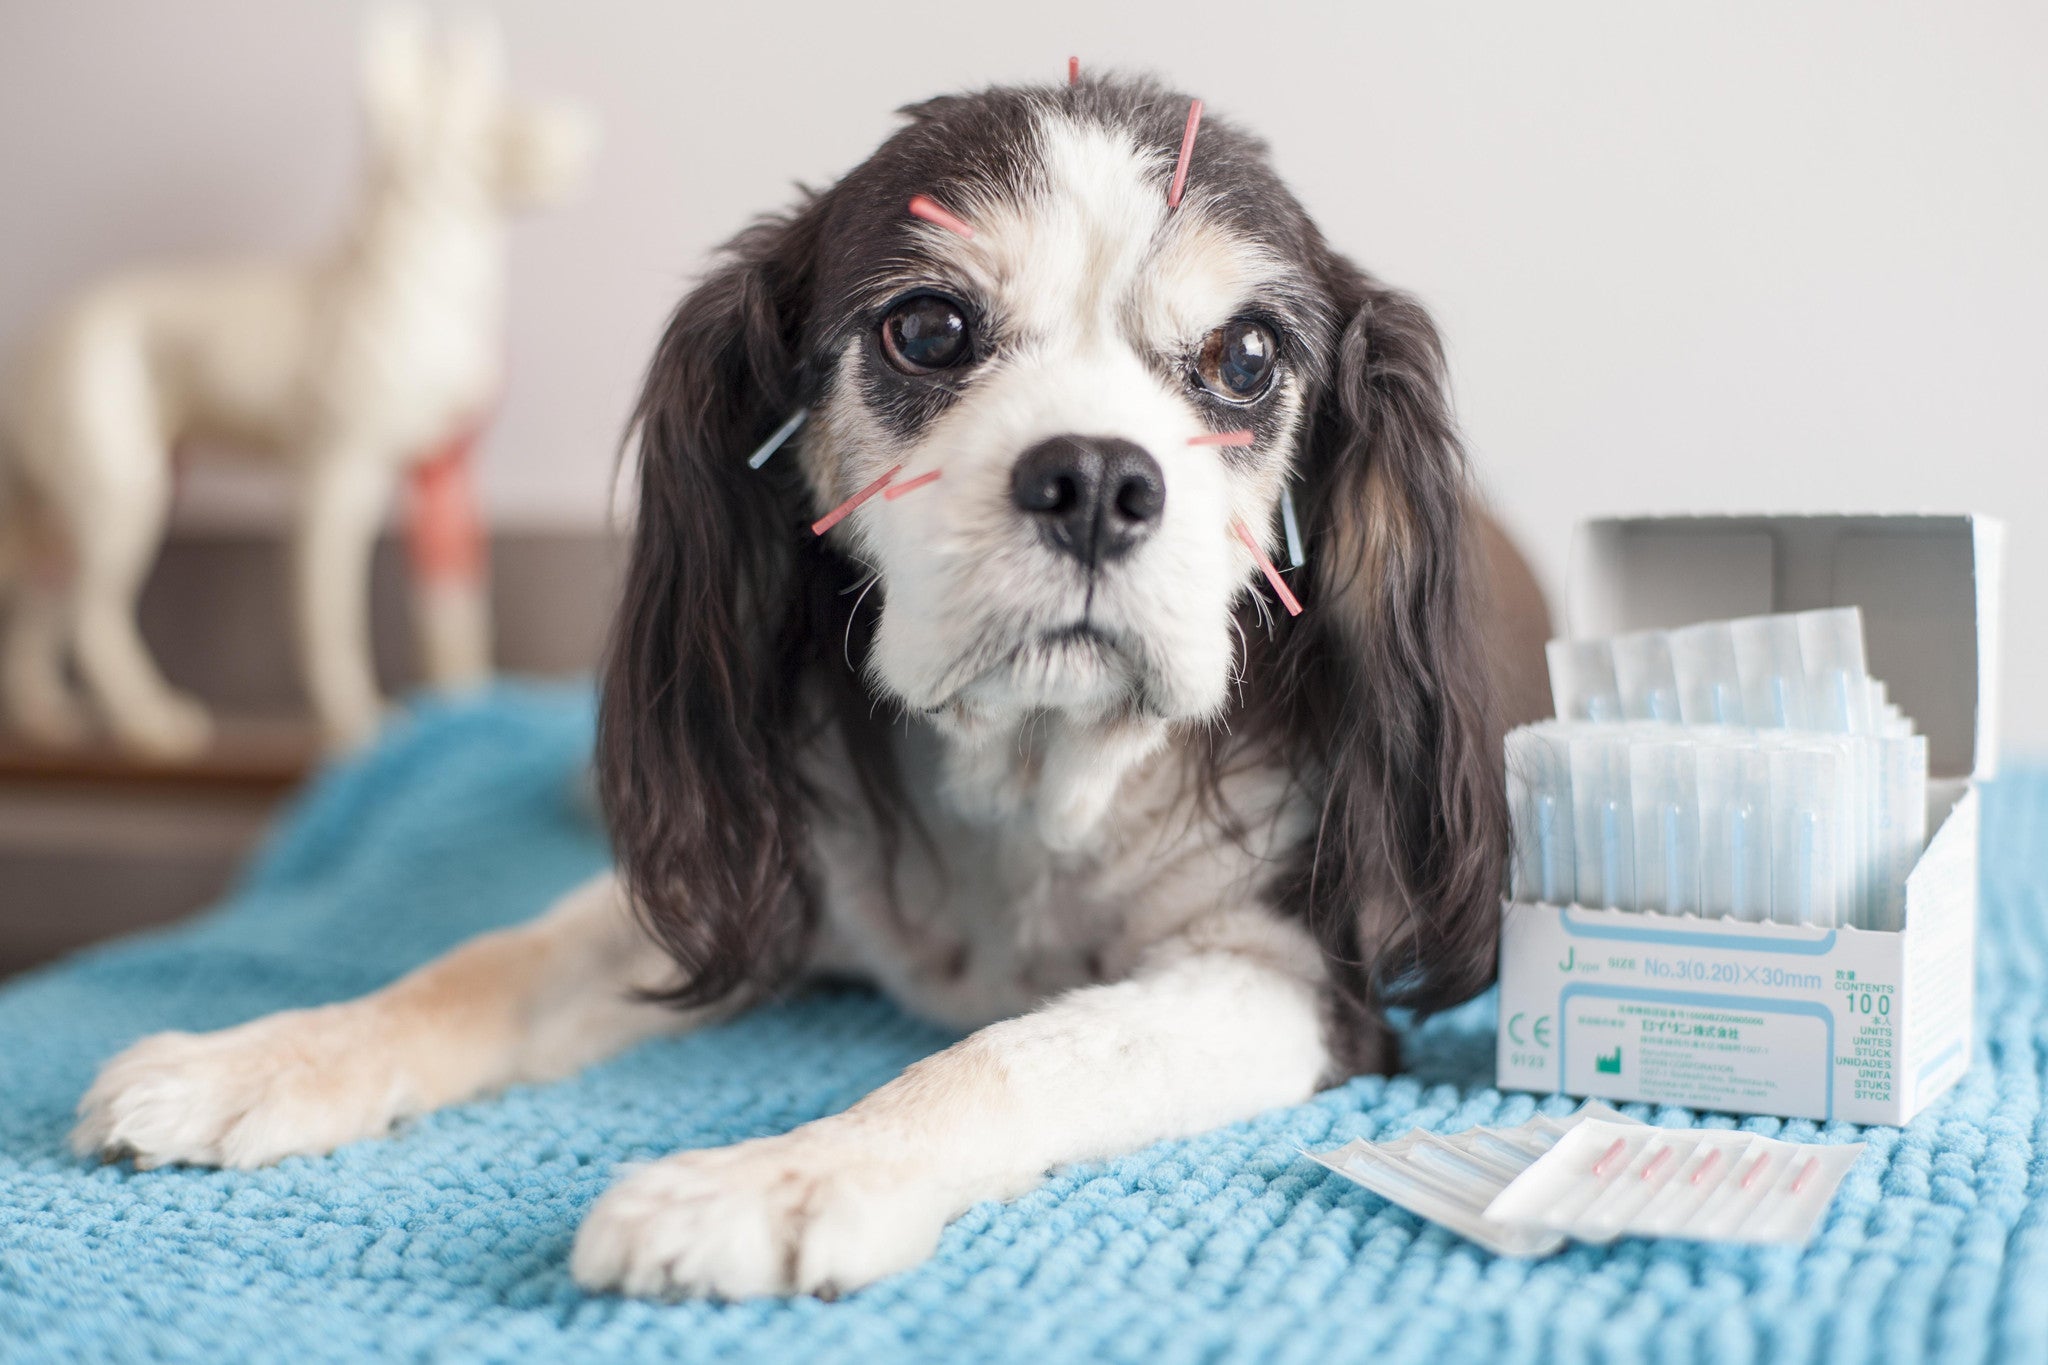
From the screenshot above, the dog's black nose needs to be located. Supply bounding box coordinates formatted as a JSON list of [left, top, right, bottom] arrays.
[[1010, 435, 1165, 567]]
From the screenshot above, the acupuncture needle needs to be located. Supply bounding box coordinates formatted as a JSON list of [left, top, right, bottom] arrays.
[[1689, 1147, 1725, 1186], [1640, 1146, 1676, 1182], [1592, 1138, 1629, 1178], [1791, 1156, 1820, 1194], [1413, 1138, 1524, 1185], [1476, 1132, 1546, 1167], [1739, 1152, 1772, 1190]]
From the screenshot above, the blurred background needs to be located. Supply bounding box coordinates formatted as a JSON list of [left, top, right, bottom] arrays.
[[1, 1, 2041, 973]]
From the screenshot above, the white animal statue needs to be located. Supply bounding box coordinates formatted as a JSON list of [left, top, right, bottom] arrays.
[[0, 9, 592, 757]]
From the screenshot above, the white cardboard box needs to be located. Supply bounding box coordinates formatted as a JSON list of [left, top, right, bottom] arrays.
[[1495, 514, 2001, 1124]]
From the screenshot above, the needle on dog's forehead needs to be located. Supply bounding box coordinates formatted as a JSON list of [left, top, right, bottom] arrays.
[[907, 195, 974, 239], [1167, 98, 1203, 210]]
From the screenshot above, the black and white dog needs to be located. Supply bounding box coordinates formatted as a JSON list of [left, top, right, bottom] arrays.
[[74, 75, 1548, 1299]]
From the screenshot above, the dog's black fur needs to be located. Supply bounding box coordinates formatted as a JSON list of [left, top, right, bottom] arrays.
[[597, 75, 1509, 1074]]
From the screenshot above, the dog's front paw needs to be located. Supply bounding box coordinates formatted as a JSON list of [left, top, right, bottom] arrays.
[[571, 1129, 955, 1299], [72, 1005, 405, 1169]]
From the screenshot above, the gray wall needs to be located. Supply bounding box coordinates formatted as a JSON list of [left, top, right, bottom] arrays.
[[3, 2, 2042, 750]]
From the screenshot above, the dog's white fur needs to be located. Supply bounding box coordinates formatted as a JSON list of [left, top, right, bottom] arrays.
[[844, 124, 1307, 849], [74, 107, 1423, 1299], [0, 10, 590, 755]]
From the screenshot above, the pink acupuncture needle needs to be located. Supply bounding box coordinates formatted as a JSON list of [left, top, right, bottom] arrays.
[[1167, 98, 1203, 209], [1591, 1138, 1629, 1179], [1189, 430, 1255, 447], [811, 465, 902, 536], [1232, 519, 1302, 617], [907, 195, 974, 239], [882, 469, 942, 501], [1690, 1147, 1725, 1186]]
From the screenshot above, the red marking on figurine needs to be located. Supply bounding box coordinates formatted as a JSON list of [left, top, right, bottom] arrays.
[[908, 195, 974, 239], [1068, 56, 1080, 85], [1189, 429, 1255, 447], [407, 412, 491, 582], [1232, 519, 1302, 617], [812, 465, 903, 536], [883, 469, 943, 501], [1167, 98, 1203, 209]]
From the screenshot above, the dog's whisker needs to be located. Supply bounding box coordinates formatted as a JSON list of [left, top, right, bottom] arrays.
[[907, 195, 975, 240], [812, 465, 903, 537], [1238, 572, 1276, 637], [844, 574, 882, 670], [1167, 98, 1203, 210], [882, 469, 943, 501], [1189, 430, 1254, 447], [1233, 519, 1303, 617], [1227, 613, 1251, 708]]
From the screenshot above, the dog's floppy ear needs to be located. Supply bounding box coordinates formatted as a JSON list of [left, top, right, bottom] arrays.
[[597, 202, 832, 1009], [1278, 263, 1509, 1064]]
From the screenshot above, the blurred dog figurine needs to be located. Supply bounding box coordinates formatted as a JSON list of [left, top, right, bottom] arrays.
[[0, 8, 591, 756]]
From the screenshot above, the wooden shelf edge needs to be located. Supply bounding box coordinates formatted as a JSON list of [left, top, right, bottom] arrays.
[[0, 719, 323, 793]]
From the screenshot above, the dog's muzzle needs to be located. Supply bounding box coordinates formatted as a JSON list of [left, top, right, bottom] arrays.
[[1010, 435, 1165, 569]]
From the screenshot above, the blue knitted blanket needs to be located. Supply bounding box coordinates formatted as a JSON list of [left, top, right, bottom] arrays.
[[4, 687, 2044, 1363]]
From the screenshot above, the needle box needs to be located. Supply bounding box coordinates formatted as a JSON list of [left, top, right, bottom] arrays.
[[1496, 514, 2001, 1124]]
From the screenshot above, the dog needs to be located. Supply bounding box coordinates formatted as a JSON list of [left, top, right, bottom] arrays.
[[0, 10, 589, 757], [72, 74, 1550, 1299]]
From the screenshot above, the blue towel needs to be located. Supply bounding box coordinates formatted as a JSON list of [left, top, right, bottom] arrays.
[[3, 686, 2044, 1364]]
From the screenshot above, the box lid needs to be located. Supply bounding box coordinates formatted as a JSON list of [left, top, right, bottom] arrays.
[[1566, 514, 2003, 782]]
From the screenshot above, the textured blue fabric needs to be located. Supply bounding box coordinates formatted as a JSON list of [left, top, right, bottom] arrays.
[[2, 685, 2044, 1364]]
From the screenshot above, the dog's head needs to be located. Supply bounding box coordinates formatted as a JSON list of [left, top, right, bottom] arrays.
[[361, 6, 594, 212], [601, 77, 1505, 1057]]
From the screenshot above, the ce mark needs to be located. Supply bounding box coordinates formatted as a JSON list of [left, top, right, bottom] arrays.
[[1507, 1013, 1553, 1048]]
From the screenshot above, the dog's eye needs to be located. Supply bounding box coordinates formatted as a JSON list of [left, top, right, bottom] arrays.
[[880, 294, 971, 374], [1196, 320, 1278, 402]]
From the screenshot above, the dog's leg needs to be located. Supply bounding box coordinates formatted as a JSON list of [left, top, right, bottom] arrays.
[[73, 873, 703, 1169], [67, 450, 212, 758], [572, 915, 1336, 1299], [2, 575, 88, 746], [403, 428, 493, 691], [295, 453, 398, 749]]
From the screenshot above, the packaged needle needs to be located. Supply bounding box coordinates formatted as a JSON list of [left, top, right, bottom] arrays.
[[1309, 1112, 1863, 1254]]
